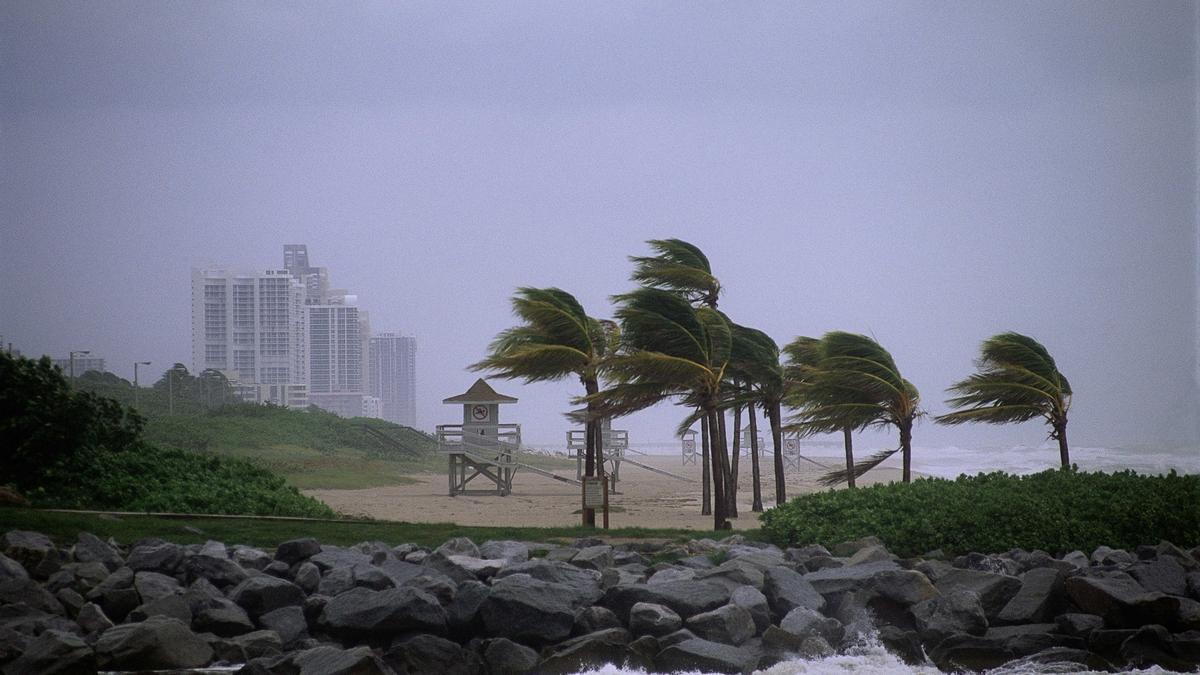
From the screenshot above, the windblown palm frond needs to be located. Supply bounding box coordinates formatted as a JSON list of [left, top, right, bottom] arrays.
[[816, 448, 900, 487], [936, 332, 1072, 465], [471, 287, 600, 382], [629, 239, 721, 308]]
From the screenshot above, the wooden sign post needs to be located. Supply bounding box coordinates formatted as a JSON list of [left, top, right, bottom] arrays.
[[582, 476, 609, 529]]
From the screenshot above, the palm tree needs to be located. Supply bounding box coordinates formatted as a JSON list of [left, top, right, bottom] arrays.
[[787, 332, 922, 485], [471, 287, 615, 527], [630, 239, 721, 309], [936, 332, 1072, 466], [580, 287, 734, 531], [729, 324, 786, 509], [784, 336, 860, 489]]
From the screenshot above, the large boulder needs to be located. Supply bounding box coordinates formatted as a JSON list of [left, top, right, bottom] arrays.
[[601, 579, 731, 623], [434, 537, 479, 558], [571, 545, 615, 572], [656, 637, 759, 674], [573, 605, 622, 635], [133, 571, 181, 603], [384, 633, 482, 675], [538, 628, 642, 674], [763, 566, 825, 619], [94, 615, 212, 670], [803, 560, 900, 595], [275, 538, 321, 565], [125, 543, 183, 575], [0, 629, 94, 675], [927, 633, 1013, 672], [193, 599, 255, 637], [72, 533, 122, 572], [258, 606, 308, 646], [423, 552, 504, 583], [0, 554, 27, 583], [479, 574, 577, 645], [184, 554, 249, 588], [264, 645, 392, 675], [478, 540, 530, 563], [913, 589, 989, 644], [697, 560, 765, 592], [1130, 558, 1190, 596], [229, 575, 305, 619], [630, 602, 683, 637], [0, 578, 65, 616], [996, 568, 1064, 625], [777, 607, 845, 647], [494, 560, 603, 607], [482, 637, 539, 674], [319, 586, 447, 637], [730, 585, 771, 634], [686, 604, 755, 646], [934, 568, 1022, 619], [1, 531, 57, 577]]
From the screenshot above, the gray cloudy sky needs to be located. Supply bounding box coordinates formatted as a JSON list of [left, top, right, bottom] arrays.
[[2, 1, 1197, 454]]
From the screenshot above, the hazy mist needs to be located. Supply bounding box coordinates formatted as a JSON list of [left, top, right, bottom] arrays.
[[2, 2, 1197, 455]]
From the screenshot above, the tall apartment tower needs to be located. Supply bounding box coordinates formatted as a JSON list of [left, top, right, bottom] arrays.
[[369, 333, 417, 428], [283, 244, 330, 304], [306, 294, 365, 417], [190, 268, 308, 407]]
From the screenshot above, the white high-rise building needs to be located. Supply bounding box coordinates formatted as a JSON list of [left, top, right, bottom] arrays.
[[306, 295, 365, 417], [369, 332, 417, 428], [190, 267, 308, 407]]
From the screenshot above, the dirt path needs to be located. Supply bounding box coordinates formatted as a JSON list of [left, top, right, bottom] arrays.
[[305, 453, 909, 530]]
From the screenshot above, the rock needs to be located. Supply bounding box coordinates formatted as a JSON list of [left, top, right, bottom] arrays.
[[656, 637, 759, 674], [75, 602, 113, 634], [1120, 624, 1196, 671], [649, 568, 696, 585], [573, 605, 622, 635], [44, 569, 75, 594], [308, 547, 374, 574], [284, 645, 391, 675], [264, 560, 290, 578], [763, 566, 825, 619], [934, 568, 1021, 619], [1001, 646, 1115, 672], [385, 633, 482, 675], [125, 542, 183, 574], [229, 575, 305, 618], [614, 550, 651, 567], [434, 537, 479, 558], [482, 637, 539, 674], [213, 630, 283, 663], [320, 586, 447, 636], [1, 530, 57, 577], [479, 540, 530, 563], [913, 589, 989, 643], [94, 615, 213, 670], [804, 557, 844, 573], [601, 565, 647, 589], [185, 554, 249, 588], [571, 545, 615, 572], [847, 545, 895, 566], [128, 594, 191, 623], [354, 566, 396, 591], [318, 567, 356, 597], [232, 546, 273, 571], [658, 628, 698, 648], [377, 558, 428, 588], [293, 561, 320, 595], [1, 629, 94, 675], [72, 533, 122, 572], [876, 625, 926, 665], [133, 571, 181, 603], [54, 588, 84, 617], [63, 562, 109, 592], [479, 574, 577, 645], [193, 599, 256, 637], [686, 604, 755, 646], [0, 554, 28, 583], [1131, 557, 1189, 596], [958, 552, 1016, 576], [832, 536, 885, 557], [869, 569, 940, 607], [494, 560, 603, 608], [422, 551, 502, 583], [400, 574, 456, 606], [928, 633, 1013, 672], [1062, 550, 1090, 568], [258, 606, 308, 645], [803, 560, 900, 595], [0, 578, 65, 615], [996, 568, 1064, 625], [446, 580, 489, 633], [1065, 572, 1183, 628], [1055, 612, 1105, 637], [600, 579, 731, 623], [538, 628, 640, 674], [730, 585, 771, 634], [275, 538, 321, 565], [777, 607, 845, 646], [629, 602, 682, 637], [1091, 546, 1135, 566], [697, 560, 765, 592]]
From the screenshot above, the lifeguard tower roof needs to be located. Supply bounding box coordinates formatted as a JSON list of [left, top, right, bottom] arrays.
[[443, 378, 518, 405]]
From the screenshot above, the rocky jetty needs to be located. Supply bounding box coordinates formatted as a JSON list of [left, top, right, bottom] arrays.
[[1, 528, 1198, 673]]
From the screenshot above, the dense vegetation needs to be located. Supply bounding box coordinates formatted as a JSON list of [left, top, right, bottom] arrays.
[[760, 468, 1200, 556], [1, 353, 334, 517]]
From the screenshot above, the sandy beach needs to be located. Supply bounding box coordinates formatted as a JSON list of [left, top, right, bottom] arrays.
[[305, 452, 909, 530]]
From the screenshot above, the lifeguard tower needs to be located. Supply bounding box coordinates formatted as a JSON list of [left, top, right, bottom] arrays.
[[681, 429, 698, 465], [566, 418, 629, 484], [437, 379, 522, 496], [740, 428, 766, 457]]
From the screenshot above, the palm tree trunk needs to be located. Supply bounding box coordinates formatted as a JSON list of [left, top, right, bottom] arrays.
[[707, 408, 728, 530], [900, 418, 913, 483], [843, 427, 856, 489], [583, 378, 598, 528], [1055, 420, 1070, 467], [700, 414, 711, 516], [769, 401, 786, 505], [722, 408, 738, 518], [749, 403, 763, 512]]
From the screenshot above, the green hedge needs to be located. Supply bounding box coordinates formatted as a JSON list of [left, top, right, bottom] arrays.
[[760, 468, 1200, 557], [27, 444, 334, 519]]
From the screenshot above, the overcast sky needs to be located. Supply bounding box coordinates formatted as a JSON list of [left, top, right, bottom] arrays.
[[2, 1, 1197, 456]]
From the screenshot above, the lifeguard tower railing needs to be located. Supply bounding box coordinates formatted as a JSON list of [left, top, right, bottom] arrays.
[[566, 427, 630, 484], [438, 423, 581, 496]]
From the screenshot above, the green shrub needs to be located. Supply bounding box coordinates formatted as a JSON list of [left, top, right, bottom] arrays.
[[760, 468, 1200, 556], [28, 443, 335, 518]]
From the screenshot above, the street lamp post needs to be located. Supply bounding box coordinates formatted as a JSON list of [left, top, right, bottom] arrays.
[[133, 361, 151, 408], [69, 350, 90, 379]]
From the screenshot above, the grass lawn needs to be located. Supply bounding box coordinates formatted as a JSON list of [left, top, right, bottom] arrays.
[[0, 507, 724, 550]]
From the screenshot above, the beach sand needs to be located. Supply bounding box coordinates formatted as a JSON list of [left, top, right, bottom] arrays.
[[305, 452, 910, 530]]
